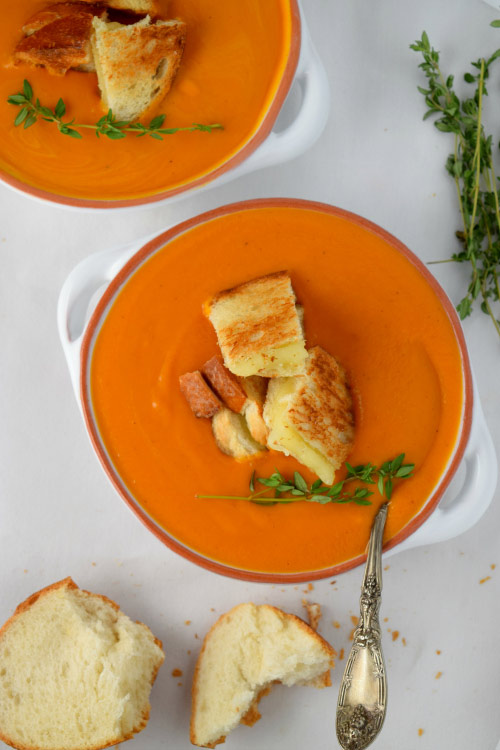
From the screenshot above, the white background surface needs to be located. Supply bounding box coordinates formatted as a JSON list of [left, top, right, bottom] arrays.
[[1, 0, 500, 748]]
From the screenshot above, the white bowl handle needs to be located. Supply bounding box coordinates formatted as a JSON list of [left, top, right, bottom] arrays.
[[225, 2, 330, 181], [57, 238, 155, 402], [386, 378, 497, 555]]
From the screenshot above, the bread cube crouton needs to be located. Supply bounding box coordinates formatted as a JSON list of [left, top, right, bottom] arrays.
[[212, 408, 266, 461], [91, 15, 186, 121], [202, 356, 248, 414], [263, 346, 355, 484], [179, 371, 222, 419], [207, 271, 308, 378]]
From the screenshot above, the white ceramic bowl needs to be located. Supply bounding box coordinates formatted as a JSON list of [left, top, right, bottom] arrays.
[[1, 1, 329, 211], [58, 200, 497, 581]]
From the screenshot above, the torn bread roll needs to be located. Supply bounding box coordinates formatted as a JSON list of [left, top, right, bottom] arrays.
[[0, 577, 164, 750], [190, 603, 335, 748]]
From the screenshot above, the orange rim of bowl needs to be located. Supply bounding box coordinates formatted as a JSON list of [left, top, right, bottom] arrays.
[[80, 198, 474, 582], [0, 2, 301, 209]]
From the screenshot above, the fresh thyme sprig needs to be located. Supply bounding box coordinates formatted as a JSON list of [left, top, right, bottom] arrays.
[[7, 80, 223, 140], [196, 454, 414, 506], [411, 29, 500, 339]]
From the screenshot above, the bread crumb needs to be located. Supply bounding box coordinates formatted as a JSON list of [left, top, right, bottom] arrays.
[[330, 580, 337, 585], [333, 620, 341, 629], [436, 649, 441, 655], [491, 564, 496, 570], [185, 620, 192, 625], [339, 648, 344, 660], [194, 633, 199, 639], [480, 576, 491, 584], [210, 608, 215, 612], [392, 630, 399, 642], [384, 565, 390, 571], [171, 669, 183, 678], [91, 562, 96, 567], [177, 682, 182, 687], [383, 617, 389, 622], [435, 671, 442, 680], [23, 569, 28, 574], [302, 600, 321, 631], [303, 583, 314, 593], [418, 728, 424, 737], [350, 615, 358, 626], [402, 637, 407, 646]]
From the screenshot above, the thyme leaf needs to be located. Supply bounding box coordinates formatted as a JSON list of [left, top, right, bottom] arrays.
[[411, 29, 500, 339], [7, 80, 223, 140], [196, 454, 415, 506]]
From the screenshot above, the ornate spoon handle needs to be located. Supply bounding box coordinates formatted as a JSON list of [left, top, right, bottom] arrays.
[[336, 503, 388, 750]]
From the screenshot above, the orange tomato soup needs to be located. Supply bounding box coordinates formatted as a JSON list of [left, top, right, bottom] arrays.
[[89, 204, 466, 574], [0, 0, 293, 201]]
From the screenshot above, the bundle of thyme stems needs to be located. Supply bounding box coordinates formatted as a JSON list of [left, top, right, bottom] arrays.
[[7, 79, 223, 140], [197, 454, 414, 507], [411, 27, 500, 339]]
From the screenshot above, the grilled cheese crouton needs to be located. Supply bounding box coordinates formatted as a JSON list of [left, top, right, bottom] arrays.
[[264, 346, 354, 484], [91, 15, 186, 121], [208, 272, 307, 378], [212, 408, 266, 460], [15, 4, 106, 74], [0, 578, 164, 750], [180, 371, 222, 418], [190, 603, 335, 748]]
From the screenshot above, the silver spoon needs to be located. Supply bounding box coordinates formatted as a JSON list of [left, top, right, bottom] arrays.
[[336, 503, 388, 750]]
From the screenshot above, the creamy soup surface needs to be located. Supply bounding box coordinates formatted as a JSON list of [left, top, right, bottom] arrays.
[[89, 205, 466, 574]]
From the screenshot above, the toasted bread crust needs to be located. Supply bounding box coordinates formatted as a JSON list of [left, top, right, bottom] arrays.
[[0, 578, 164, 750], [202, 356, 248, 413], [22, 2, 104, 35], [180, 371, 222, 418], [15, 9, 102, 75]]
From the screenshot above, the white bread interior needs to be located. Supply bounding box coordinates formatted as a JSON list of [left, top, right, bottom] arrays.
[[239, 375, 269, 445], [0, 577, 164, 750], [92, 15, 186, 121], [190, 602, 334, 748], [264, 346, 355, 484], [106, 0, 157, 12], [212, 407, 266, 460]]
